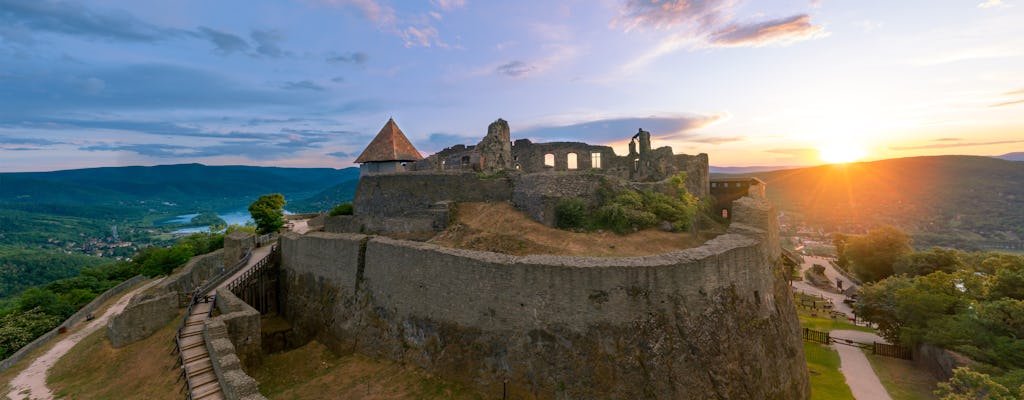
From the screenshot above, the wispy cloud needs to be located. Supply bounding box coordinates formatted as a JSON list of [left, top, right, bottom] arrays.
[[326, 51, 368, 64], [978, 0, 1006, 8], [614, 0, 826, 70], [709, 15, 825, 47], [251, 29, 288, 57], [195, 26, 250, 54], [315, 0, 448, 48], [992, 99, 1024, 107], [0, 0, 180, 43], [519, 115, 724, 144], [495, 61, 536, 77], [282, 80, 327, 91], [890, 139, 1024, 151], [431, 0, 466, 12]]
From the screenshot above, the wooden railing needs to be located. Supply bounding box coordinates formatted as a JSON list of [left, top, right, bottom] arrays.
[[226, 243, 279, 314]]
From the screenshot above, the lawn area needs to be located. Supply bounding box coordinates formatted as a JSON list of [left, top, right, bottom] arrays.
[[805, 342, 854, 400], [47, 310, 182, 400], [252, 340, 485, 399], [798, 307, 875, 333], [864, 350, 938, 400]]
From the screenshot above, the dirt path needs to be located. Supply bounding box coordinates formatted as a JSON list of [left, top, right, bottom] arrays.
[[5, 278, 163, 400], [831, 330, 892, 400]]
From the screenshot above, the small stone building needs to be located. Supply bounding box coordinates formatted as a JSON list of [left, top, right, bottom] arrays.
[[354, 118, 423, 176], [710, 177, 766, 219]]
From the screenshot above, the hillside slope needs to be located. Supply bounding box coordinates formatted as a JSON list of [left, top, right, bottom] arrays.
[[0, 164, 359, 208], [720, 156, 1023, 250]]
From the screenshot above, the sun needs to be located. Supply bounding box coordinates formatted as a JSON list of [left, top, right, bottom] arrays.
[[818, 141, 867, 164]]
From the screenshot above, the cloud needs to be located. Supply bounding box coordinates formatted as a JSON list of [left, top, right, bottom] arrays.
[[0, 63, 317, 117], [431, 0, 466, 11], [318, 0, 396, 26], [978, 0, 1006, 8], [709, 15, 826, 47], [519, 115, 724, 143], [401, 25, 443, 48], [0, 0, 179, 43], [327, 151, 358, 159], [195, 26, 250, 54], [889, 139, 1024, 151], [614, 0, 826, 70], [326, 51, 368, 64], [315, 0, 447, 48], [992, 99, 1024, 107], [684, 135, 745, 144], [613, 0, 734, 32], [934, 138, 961, 142], [0, 135, 66, 150], [1004, 89, 1024, 96], [282, 80, 327, 91], [495, 61, 537, 77], [251, 29, 287, 57]]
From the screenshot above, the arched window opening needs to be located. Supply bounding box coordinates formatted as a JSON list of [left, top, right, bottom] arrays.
[[544, 153, 555, 167], [567, 153, 578, 170], [461, 156, 470, 167], [591, 152, 601, 169]]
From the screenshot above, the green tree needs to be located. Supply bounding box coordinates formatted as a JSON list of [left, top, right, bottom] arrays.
[[329, 203, 354, 216], [935, 367, 1013, 400], [833, 233, 850, 269], [0, 308, 62, 358], [895, 247, 963, 277], [248, 193, 286, 235], [844, 225, 912, 282]]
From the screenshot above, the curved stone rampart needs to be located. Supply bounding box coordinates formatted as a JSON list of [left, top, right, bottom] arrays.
[[278, 197, 808, 399]]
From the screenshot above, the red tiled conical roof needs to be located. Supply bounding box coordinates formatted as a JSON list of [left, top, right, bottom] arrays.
[[354, 118, 424, 163]]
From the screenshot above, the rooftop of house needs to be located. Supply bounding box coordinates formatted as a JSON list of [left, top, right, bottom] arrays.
[[354, 118, 424, 163]]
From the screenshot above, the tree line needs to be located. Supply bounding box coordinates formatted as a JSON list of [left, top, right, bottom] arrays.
[[834, 226, 1024, 398]]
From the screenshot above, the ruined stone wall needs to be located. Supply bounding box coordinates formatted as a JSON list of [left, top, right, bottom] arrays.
[[510, 173, 609, 227], [353, 172, 512, 218], [279, 197, 809, 399]]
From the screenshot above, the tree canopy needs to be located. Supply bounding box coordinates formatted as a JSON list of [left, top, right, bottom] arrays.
[[844, 225, 912, 282], [248, 193, 286, 235]]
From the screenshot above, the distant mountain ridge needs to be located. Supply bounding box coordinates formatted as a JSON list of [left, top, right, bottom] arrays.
[[0, 163, 360, 210], [717, 155, 1024, 251], [996, 152, 1024, 162], [710, 165, 799, 174]]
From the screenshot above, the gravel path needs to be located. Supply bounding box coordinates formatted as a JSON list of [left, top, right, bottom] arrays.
[[831, 330, 892, 400], [5, 278, 163, 400]]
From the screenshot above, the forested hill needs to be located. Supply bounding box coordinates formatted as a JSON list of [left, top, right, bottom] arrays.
[[718, 155, 1024, 250], [0, 163, 360, 209]]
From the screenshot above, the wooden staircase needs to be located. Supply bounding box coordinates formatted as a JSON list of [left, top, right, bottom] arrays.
[[174, 299, 223, 400]]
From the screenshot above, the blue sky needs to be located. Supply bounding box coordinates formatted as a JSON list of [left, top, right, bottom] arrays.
[[1, 0, 1022, 171]]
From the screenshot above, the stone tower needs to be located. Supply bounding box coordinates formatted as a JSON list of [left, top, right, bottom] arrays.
[[475, 118, 512, 173]]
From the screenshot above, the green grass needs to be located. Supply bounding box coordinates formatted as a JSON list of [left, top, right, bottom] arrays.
[[863, 349, 938, 400], [797, 307, 876, 333], [805, 342, 855, 400]]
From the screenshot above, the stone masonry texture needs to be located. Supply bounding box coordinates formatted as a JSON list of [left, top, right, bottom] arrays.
[[277, 196, 809, 399]]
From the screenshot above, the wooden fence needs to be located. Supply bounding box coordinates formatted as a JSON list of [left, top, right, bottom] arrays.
[[803, 328, 913, 360]]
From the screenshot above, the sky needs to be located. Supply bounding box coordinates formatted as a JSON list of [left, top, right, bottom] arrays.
[[0, 0, 1022, 172]]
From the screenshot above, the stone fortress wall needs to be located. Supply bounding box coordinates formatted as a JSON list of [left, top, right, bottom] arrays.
[[278, 194, 809, 399]]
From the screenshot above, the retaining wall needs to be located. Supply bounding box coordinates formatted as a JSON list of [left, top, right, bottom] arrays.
[[107, 250, 224, 347], [204, 288, 267, 400], [915, 343, 972, 382], [353, 172, 512, 218], [0, 275, 148, 372], [279, 196, 809, 399]]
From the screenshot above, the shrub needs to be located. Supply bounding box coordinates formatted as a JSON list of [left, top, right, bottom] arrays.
[[330, 203, 354, 216], [555, 198, 587, 229]]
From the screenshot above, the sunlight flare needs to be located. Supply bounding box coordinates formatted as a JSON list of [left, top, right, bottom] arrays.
[[818, 141, 867, 164]]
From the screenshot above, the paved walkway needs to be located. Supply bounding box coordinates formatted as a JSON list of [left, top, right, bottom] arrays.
[[830, 330, 892, 400], [792, 255, 857, 315], [5, 278, 164, 400]]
